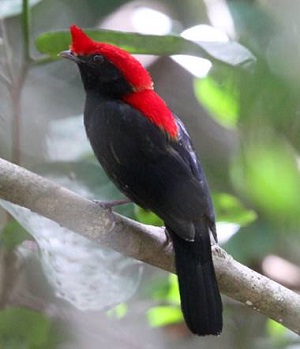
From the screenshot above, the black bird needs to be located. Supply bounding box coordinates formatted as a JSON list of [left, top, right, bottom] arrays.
[[60, 25, 223, 335]]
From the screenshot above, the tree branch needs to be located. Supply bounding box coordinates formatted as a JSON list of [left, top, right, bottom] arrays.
[[0, 157, 299, 334]]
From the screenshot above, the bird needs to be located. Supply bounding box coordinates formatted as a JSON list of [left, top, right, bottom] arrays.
[[60, 25, 223, 336]]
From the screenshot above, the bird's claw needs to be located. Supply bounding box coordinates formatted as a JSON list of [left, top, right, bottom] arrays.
[[163, 228, 172, 249], [93, 198, 132, 223], [93, 198, 131, 210]]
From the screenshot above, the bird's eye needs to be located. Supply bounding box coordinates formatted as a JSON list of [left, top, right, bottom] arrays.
[[92, 55, 104, 64]]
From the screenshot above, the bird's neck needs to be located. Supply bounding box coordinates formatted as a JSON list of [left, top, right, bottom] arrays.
[[84, 86, 178, 140], [123, 90, 179, 139]]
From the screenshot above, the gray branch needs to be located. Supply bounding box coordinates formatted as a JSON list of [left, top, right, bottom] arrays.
[[0, 157, 299, 334]]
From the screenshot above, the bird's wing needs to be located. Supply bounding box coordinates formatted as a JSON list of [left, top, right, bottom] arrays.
[[168, 115, 217, 240]]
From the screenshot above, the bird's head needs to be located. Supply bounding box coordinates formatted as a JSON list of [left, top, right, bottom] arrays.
[[60, 25, 178, 139], [60, 25, 153, 97]]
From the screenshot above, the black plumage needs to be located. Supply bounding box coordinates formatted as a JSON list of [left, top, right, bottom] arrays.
[[61, 48, 223, 336]]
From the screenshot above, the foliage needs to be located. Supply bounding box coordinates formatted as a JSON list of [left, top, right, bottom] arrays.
[[194, 75, 240, 129], [0, 308, 55, 349], [1, 0, 300, 347], [35, 28, 255, 68], [1, 220, 32, 250]]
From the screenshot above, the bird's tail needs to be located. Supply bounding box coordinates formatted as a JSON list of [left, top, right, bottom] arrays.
[[168, 221, 223, 336]]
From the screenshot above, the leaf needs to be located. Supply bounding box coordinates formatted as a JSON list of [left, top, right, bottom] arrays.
[[0, 307, 54, 348], [0, 0, 43, 18], [266, 317, 298, 348], [1, 219, 32, 249], [107, 303, 128, 319], [231, 134, 300, 230], [266, 319, 290, 341], [147, 274, 182, 328], [35, 28, 256, 69], [165, 274, 180, 305], [194, 76, 240, 129], [213, 192, 257, 226], [147, 306, 182, 327], [134, 206, 163, 226]]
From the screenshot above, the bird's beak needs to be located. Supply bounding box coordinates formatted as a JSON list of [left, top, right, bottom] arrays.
[[59, 50, 81, 62]]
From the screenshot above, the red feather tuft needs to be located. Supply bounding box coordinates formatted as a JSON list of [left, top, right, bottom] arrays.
[[69, 25, 178, 138], [70, 25, 97, 56], [70, 25, 153, 91], [123, 90, 178, 139]]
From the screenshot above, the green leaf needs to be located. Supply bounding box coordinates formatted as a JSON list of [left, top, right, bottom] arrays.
[[1, 219, 32, 249], [231, 134, 300, 229], [147, 276, 172, 301], [107, 303, 128, 319], [147, 275, 182, 328], [266, 319, 288, 339], [134, 206, 163, 226], [0, 307, 54, 348], [35, 29, 256, 68], [147, 273, 180, 303], [147, 306, 182, 327], [265, 319, 295, 348], [194, 76, 240, 129], [165, 274, 180, 305], [213, 192, 257, 226]]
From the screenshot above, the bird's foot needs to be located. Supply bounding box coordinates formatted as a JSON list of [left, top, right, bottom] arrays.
[[163, 228, 172, 249], [93, 198, 131, 224], [93, 198, 132, 210]]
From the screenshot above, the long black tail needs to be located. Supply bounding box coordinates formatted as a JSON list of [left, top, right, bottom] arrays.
[[168, 221, 223, 336]]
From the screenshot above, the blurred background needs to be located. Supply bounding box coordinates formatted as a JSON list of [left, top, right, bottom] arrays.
[[0, 0, 300, 348]]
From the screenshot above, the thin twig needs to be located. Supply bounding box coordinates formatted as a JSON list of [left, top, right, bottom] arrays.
[[22, 0, 32, 63], [7, 0, 32, 164]]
